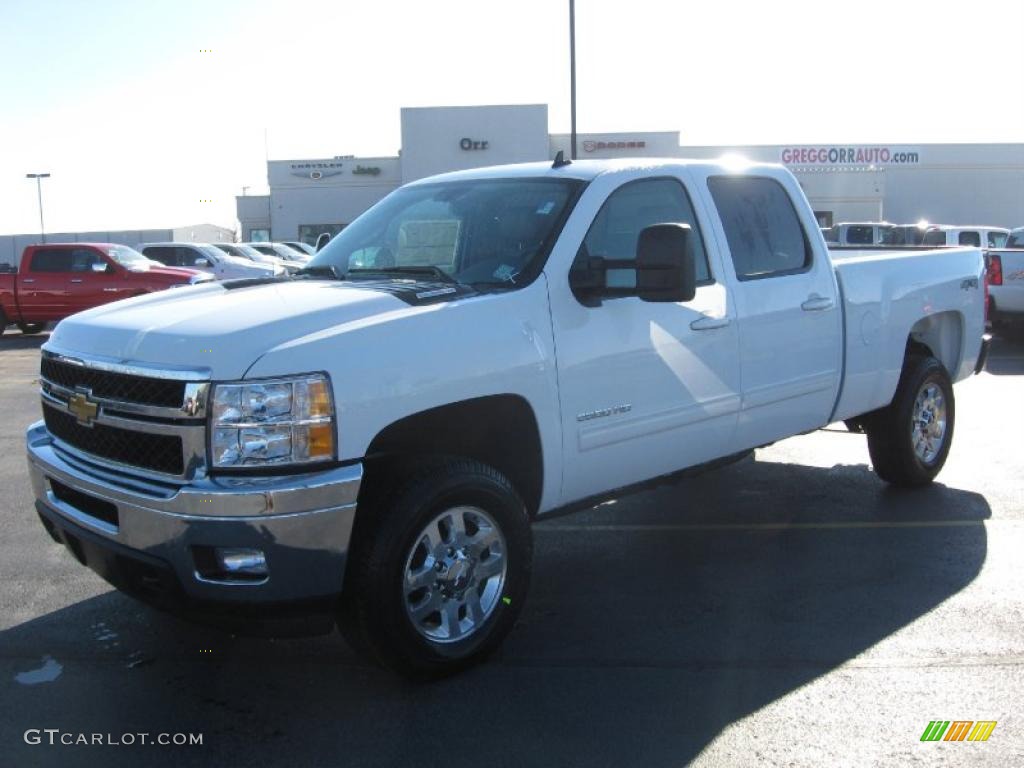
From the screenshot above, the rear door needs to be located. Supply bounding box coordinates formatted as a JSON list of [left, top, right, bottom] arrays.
[[703, 173, 843, 451], [18, 248, 74, 320]]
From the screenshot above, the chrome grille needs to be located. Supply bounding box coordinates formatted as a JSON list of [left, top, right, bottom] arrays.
[[39, 351, 210, 480], [43, 405, 185, 475], [41, 356, 185, 407]]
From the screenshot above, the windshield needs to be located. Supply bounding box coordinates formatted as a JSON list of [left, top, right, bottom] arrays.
[[107, 245, 151, 268], [309, 178, 583, 287]]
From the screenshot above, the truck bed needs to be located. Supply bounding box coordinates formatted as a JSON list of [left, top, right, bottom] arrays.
[[829, 246, 986, 423]]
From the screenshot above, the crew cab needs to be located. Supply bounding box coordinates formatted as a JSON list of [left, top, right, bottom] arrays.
[[1, 243, 210, 335], [140, 242, 284, 280], [985, 226, 1024, 330], [26, 158, 989, 679]]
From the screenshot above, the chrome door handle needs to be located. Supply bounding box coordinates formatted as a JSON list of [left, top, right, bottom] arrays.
[[70, 278, 83, 283], [21, 278, 35, 284], [801, 296, 834, 312], [690, 315, 732, 331], [103, 287, 118, 292]]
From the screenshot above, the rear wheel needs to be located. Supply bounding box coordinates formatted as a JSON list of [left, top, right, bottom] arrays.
[[340, 458, 532, 679], [17, 322, 45, 335], [865, 355, 955, 487]]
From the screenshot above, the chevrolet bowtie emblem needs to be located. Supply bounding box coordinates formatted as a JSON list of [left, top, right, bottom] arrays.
[[68, 392, 99, 426]]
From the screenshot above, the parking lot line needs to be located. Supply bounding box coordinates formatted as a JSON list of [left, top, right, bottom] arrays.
[[535, 519, 1013, 533]]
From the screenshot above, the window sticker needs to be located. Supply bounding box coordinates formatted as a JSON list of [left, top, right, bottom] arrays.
[[536, 201, 556, 215]]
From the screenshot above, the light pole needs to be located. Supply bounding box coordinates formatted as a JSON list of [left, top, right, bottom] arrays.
[[26, 173, 50, 243], [569, 0, 577, 160]]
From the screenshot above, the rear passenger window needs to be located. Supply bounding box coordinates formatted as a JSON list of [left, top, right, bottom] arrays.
[[922, 230, 946, 246], [958, 231, 981, 247], [29, 249, 73, 272], [708, 176, 811, 280], [988, 232, 1007, 248], [578, 177, 712, 286]]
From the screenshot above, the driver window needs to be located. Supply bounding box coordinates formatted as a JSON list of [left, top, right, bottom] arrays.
[[70, 248, 105, 272], [578, 178, 712, 284]]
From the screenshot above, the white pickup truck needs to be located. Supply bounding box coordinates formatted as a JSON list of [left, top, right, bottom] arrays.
[[26, 158, 989, 678]]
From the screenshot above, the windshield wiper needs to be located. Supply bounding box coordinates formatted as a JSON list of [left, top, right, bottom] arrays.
[[295, 264, 344, 280], [347, 265, 459, 284]]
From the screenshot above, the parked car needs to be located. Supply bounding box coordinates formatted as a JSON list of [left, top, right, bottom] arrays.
[[985, 227, 1024, 330], [245, 242, 311, 263], [880, 224, 929, 246], [281, 241, 317, 256], [1, 243, 210, 334], [921, 226, 1009, 248], [212, 243, 303, 274], [140, 242, 283, 280], [26, 158, 988, 679], [825, 221, 895, 246]]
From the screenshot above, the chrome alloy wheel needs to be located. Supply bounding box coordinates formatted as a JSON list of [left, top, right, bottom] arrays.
[[402, 506, 507, 643], [911, 382, 947, 464]]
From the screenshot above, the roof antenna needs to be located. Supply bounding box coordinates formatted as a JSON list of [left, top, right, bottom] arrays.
[[552, 150, 572, 169]]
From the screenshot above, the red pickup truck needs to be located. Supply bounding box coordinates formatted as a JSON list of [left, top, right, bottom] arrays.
[[1, 243, 211, 334]]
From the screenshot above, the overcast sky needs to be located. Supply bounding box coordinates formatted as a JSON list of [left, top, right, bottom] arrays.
[[1, 0, 1021, 235]]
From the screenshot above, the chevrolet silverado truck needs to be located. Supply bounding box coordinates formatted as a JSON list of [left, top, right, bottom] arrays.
[[1, 243, 211, 335], [986, 228, 1024, 331], [26, 158, 990, 678]]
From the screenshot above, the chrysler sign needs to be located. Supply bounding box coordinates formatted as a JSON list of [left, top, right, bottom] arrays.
[[781, 146, 921, 166]]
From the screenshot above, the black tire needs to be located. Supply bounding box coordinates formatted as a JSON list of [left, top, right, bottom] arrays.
[[18, 322, 45, 335], [865, 355, 955, 487], [340, 458, 532, 680]]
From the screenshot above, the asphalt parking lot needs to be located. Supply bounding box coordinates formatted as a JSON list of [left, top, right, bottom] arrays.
[[0, 330, 1021, 767]]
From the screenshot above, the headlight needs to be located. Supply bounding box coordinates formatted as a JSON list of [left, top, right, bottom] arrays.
[[210, 374, 335, 468]]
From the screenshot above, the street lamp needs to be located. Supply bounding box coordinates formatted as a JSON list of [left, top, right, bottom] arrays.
[[569, 0, 577, 160], [25, 173, 51, 243]]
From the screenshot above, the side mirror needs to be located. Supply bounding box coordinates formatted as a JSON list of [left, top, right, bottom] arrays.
[[635, 223, 696, 303], [194, 257, 210, 267], [91, 261, 109, 273], [569, 223, 697, 306], [315, 232, 331, 252]]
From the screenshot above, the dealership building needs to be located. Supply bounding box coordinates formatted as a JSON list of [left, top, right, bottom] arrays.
[[238, 103, 1024, 244]]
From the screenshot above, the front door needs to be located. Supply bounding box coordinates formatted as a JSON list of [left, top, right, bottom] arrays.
[[548, 173, 742, 505]]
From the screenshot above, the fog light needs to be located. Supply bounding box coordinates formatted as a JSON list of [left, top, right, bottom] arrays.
[[215, 548, 268, 576]]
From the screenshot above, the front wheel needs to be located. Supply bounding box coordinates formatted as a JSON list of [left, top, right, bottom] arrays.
[[18, 322, 45, 335], [865, 355, 955, 487], [340, 458, 532, 679]]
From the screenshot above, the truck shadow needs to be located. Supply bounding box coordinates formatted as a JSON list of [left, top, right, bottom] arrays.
[[0, 330, 49, 349], [0, 459, 989, 768]]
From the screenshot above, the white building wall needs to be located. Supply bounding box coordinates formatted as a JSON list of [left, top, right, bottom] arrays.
[[399, 105, 550, 183], [265, 156, 402, 240]]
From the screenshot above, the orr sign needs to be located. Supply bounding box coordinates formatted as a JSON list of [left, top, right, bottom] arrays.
[[781, 146, 921, 167]]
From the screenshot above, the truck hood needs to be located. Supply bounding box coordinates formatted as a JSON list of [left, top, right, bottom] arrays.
[[47, 279, 417, 380]]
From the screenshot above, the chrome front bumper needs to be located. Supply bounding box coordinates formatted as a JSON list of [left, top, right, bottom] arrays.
[[26, 420, 362, 634]]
